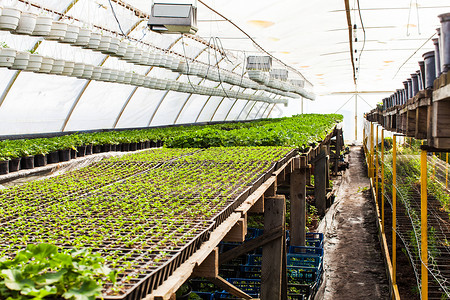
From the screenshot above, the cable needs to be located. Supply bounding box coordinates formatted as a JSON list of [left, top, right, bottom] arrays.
[[355, 0, 366, 79], [108, 0, 129, 40]]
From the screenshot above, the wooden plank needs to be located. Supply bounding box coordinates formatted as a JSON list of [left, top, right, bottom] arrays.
[[265, 180, 277, 197], [433, 83, 450, 102], [314, 146, 327, 217], [248, 195, 264, 213], [236, 177, 276, 215], [223, 217, 247, 242], [219, 225, 283, 265], [290, 156, 307, 246], [209, 276, 254, 300], [148, 212, 242, 300], [262, 195, 286, 300], [192, 248, 218, 278]]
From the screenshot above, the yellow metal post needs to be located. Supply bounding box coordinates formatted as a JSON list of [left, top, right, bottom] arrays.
[[421, 149, 428, 300], [392, 135, 397, 285], [370, 123, 374, 179], [375, 126, 379, 205], [432, 152, 436, 179], [446, 152, 448, 189], [381, 129, 385, 233]]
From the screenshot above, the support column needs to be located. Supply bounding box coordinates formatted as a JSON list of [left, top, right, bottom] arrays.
[[421, 149, 428, 300], [290, 156, 308, 246], [314, 146, 328, 217], [262, 195, 286, 300]]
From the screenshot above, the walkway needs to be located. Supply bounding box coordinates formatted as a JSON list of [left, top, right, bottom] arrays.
[[315, 146, 390, 299]]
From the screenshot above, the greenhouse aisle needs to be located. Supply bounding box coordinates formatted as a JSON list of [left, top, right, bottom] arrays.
[[315, 146, 390, 299]]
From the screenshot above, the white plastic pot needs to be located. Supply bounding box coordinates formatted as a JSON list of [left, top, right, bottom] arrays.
[[106, 36, 120, 55], [123, 44, 136, 60], [99, 68, 111, 81], [0, 48, 16, 68], [80, 64, 94, 79], [170, 57, 180, 70], [61, 24, 80, 43], [62, 61, 74, 76], [147, 53, 156, 66], [37, 57, 54, 73], [46, 21, 68, 40], [147, 77, 158, 89], [50, 59, 65, 75], [14, 12, 37, 35], [71, 62, 85, 77], [91, 66, 102, 80], [9, 51, 29, 70], [97, 35, 111, 53], [25, 53, 42, 72], [123, 72, 132, 84], [32, 15, 52, 36], [0, 7, 21, 31], [109, 69, 118, 82], [143, 76, 152, 88], [74, 28, 91, 47], [130, 49, 142, 64], [130, 72, 139, 85], [139, 51, 150, 65], [115, 40, 127, 57], [85, 32, 101, 50], [116, 71, 125, 83]]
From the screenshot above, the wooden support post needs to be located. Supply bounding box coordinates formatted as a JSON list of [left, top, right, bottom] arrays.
[[334, 128, 343, 174], [314, 146, 327, 217], [446, 153, 448, 189], [249, 196, 264, 214], [192, 248, 218, 278], [265, 179, 277, 197], [262, 195, 286, 300], [290, 156, 307, 246], [381, 129, 385, 234], [223, 216, 247, 243], [375, 125, 379, 206]]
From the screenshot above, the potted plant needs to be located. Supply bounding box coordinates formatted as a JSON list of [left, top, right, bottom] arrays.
[[0, 150, 11, 175], [10, 50, 29, 70], [14, 11, 37, 35], [0, 43, 16, 68], [24, 51, 42, 72], [32, 14, 53, 36], [0, 6, 21, 31]]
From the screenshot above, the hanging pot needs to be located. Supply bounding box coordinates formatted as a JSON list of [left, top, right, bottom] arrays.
[[80, 64, 94, 79], [97, 35, 112, 53], [61, 24, 80, 43], [130, 72, 139, 85], [147, 53, 156, 66], [410, 74, 419, 97], [0, 6, 21, 31], [32, 14, 52, 36], [0, 160, 9, 175], [62, 61, 75, 76], [116, 71, 125, 83], [416, 70, 423, 91], [0, 48, 16, 68], [10, 51, 29, 70], [115, 40, 127, 57], [123, 44, 136, 60], [14, 11, 37, 35], [46, 21, 68, 40], [37, 56, 54, 73], [34, 154, 47, 167], [105, 36, 120, 55], [130, 49, 143, 64], [136, 74, 145, 86], [71, 62, 85, 77], [139, 50, 150, 65], [438, 13, 450, 73], [24, 53, 42, 72], [123, 72, 132, 84], [108, 69, 118, 82], [74, 27, 91, 46], [50, 59, 65, 75], [432, 37, 441, 76], [99, 68, 111, 81], [418, 61, 425, 90], [91, 66, 102, 80], [422, 51, 436, 89], [20, 155, 34, 169], [8, 157, 21, 172], [85, 32, 101, 50]]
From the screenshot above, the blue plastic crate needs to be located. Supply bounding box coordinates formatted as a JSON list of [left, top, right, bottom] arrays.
[[214, 292, 259, 299], [306, 232, 324, 241], [287, 254, 322, 269], [191, 291, 215, 300], [246, 228, 264, 240], [305, 239, 324, 248], [218, 242, 240, 253], [287, 265, 320, 284], [225, 278, 260, 295], [288, 245, 324, 256]]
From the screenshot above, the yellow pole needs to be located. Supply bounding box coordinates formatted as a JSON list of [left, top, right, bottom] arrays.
[[375, 126, 379, 205], [446, 152, 448, 189], [381, 129, 385, 234], [432, 152, 436, 179], [370, 123, 374, 179], [392, 135, 397, 286], [421, 149, 428, 300]]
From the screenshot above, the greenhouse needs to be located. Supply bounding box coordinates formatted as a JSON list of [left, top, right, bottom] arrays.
[[0, 0, 449, 299]]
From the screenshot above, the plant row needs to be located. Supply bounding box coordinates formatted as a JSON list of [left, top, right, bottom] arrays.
[[0, 114, 342, 164], [0, 146, 294, 297]]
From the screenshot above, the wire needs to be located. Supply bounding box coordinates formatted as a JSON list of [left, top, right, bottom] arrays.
[[355, 0, 366, 80], [108, 0, 129, 40]]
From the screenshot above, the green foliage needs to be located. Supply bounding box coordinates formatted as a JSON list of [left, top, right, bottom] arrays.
[[0, 244, 115, 300]]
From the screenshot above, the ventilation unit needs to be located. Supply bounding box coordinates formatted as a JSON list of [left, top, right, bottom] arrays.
[[148, 1, 198, 34]]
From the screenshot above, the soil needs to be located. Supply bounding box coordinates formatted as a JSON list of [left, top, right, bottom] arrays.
[[315, 146, 390, 299]]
